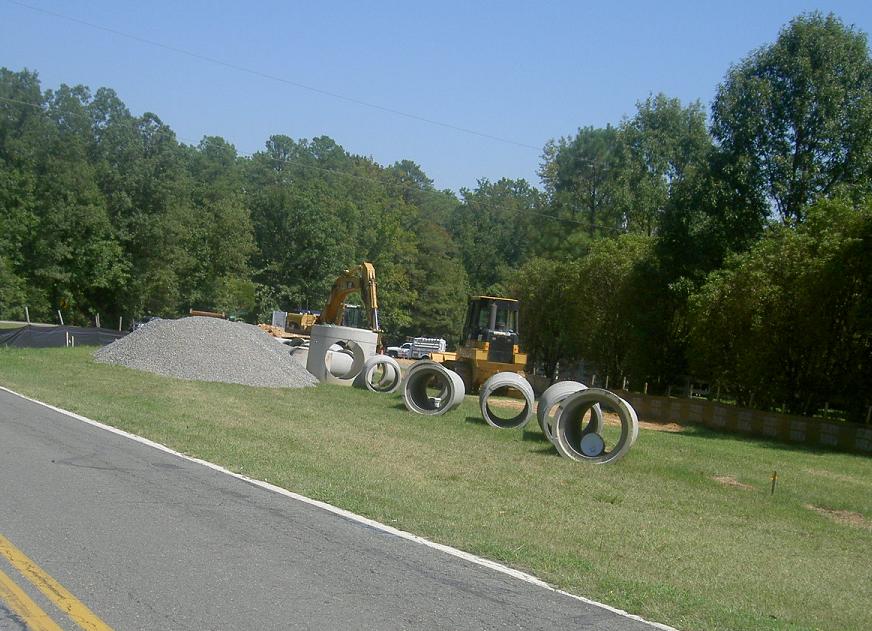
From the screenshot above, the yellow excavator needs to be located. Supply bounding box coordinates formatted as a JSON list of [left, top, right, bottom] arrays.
[[273, 262, 380, 337], [316, 261, 380, 331], [431, 296, 527, 393]]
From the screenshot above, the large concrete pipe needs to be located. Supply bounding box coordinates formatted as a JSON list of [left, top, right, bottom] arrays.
[[478, 372, 535, 429], [536, 381, 603, 444], [553, 388, 639, 464], [306, 324, 378, 384], [353, 354, 403, 393], [402, 360, 466, 416]]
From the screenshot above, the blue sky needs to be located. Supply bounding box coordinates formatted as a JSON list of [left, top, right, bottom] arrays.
[[2, 1, 872, 192]]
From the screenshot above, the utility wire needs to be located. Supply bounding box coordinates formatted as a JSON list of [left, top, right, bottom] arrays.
[[0, 94, 622, 231], [0, 95, 43, 109], [6, 0, 541, 151]]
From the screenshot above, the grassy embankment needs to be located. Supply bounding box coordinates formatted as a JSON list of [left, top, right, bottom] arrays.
[[1, 347, 870, 631]]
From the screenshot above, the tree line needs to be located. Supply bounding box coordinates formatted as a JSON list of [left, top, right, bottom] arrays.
[[1, 13, 869, 421]]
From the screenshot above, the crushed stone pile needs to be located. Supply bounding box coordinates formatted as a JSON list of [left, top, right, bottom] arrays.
[[94, 316, 318, 388]]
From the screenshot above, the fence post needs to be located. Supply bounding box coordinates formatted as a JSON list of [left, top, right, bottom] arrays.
[[118, 316, 122, 332], [605, 375, 609, 389], [24, 306, 30, 324], [57, 310, 64, 326], [96, 313, 100, 329], [644, 382, 648, 394], [622, 376, 627, 391]]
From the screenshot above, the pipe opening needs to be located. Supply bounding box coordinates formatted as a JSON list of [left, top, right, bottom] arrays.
[[554, 389, 638, 464], [403, 361, 465, 416], [483, 386, 531, 428]]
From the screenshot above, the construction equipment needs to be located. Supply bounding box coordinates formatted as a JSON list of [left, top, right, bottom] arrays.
[[272, 262, 380, 338], [286, 311, 317, 333], [316, 261, 380, 331], [431, 296, 527, 393]]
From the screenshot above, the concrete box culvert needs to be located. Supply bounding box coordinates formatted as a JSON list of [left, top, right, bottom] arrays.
[[402, 360, 465, 416], [306, 324, 378, 384], [353, 355, 403, 393], [478, 372, 534, 429], [553, 388, 639, 464], [536, 381, 603, 444]]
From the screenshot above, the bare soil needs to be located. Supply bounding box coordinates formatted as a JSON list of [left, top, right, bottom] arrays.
[[805, 504, 872, 530], [712, 475, 755, 490]]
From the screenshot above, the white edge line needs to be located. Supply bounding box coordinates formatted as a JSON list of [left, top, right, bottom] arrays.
[[1, 385, 678, 631]]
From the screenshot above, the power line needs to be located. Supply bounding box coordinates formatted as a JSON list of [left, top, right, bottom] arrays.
[[6, 0, 541, 151], [0, 95, 43, 109]]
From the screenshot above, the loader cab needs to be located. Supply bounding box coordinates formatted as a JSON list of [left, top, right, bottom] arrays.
[[462, 297, 520, 364]]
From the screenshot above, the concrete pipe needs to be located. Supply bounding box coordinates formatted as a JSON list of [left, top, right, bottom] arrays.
[[478, 372, 535, 429], [553, 388, 639, 464], [353, 354, 403, 394], [402, 360, 466, 416], [536, 381, 603, 444], [306, 324, 378, 384]]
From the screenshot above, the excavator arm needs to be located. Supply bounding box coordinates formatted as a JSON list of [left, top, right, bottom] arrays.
[[317, 262, 380, 331]]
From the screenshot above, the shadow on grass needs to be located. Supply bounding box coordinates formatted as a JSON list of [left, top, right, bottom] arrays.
[[464, 415, 487, 426], [672, 424, 867, 458], [521, 429, 550, 443]]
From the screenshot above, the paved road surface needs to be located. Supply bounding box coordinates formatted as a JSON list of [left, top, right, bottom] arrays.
[[0, 388, 668, 630]]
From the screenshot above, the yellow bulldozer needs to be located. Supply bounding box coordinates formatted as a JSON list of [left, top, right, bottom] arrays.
[[431, 296, 527, 393]]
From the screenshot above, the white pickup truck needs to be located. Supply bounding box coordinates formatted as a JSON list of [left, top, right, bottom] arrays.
[[386, 337, 447, 360]]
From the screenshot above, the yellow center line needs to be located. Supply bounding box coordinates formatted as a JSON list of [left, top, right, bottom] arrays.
[[0, 533, 114, 631], [0, 565, 65, 631]]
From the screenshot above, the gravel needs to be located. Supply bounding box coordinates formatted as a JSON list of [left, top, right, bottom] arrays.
[[94, 317, 318, 388]]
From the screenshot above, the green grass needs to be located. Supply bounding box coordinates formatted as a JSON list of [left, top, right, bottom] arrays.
[[2, 348, 871, 631]]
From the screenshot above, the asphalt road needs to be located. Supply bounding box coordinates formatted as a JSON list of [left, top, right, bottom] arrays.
[[0, 388, 668, 630]]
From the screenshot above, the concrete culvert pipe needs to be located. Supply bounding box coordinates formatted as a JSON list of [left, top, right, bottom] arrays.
[[478, 372, 535, 429], [536, 381, 603, 444], [553, 388, 639, 464], [402, 360, 465, 416], [353, 354, 402, 393], [326, 340, 367, 380]]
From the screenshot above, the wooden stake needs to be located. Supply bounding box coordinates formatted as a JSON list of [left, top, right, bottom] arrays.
[[771, 471, 778, 495], [24, 306, 30, 324], [96, 313, 100, 329], [57, 310, 64, 326], [644, 382, 648, 394], [118, 316, 122, 332], [605, 375, 609, 389]]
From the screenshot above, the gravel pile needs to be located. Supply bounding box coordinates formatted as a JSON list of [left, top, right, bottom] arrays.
[[94, 317, 318, 388]]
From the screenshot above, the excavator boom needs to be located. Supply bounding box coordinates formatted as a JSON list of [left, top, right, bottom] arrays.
[[317, 262, 380, 331]]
